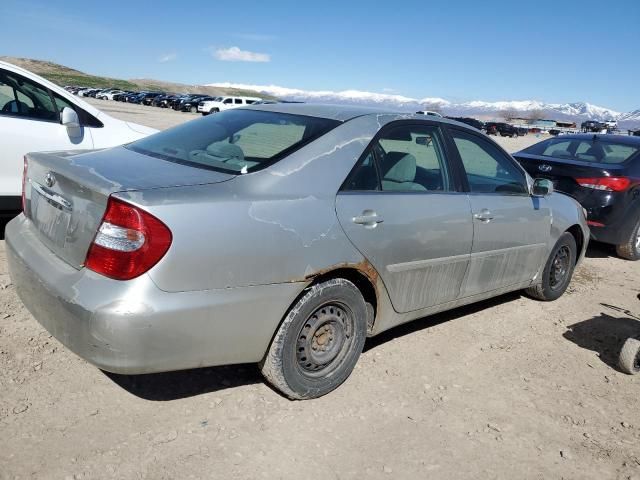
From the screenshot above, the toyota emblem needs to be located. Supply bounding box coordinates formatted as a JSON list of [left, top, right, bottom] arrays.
[[538, 164, 552, 172], [44, 172, 56, 188]]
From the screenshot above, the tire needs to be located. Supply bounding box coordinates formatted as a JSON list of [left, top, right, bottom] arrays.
[[190, 106, 197, 113], [260, 278, 368, 400], [512, 132, 518, 138], [201, 112, 208, 116], [525, 232, 577, 301], [619, 338, 640, 374], [615, 217, 640, 261]]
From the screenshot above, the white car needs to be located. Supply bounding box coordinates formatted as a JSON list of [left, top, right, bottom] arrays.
[[97, 90, 124, 101], [0, 61, 158, 211], [197, 96, 262, 115]]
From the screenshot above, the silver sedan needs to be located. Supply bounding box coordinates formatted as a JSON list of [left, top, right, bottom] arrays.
[[7, 104, 589, 399]]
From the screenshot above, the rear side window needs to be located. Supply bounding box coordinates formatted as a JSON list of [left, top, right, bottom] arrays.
[[128, 109, 340, 174], [235, 98, 243, 104], [525, 138, 639, 164], [343, 123, 451, 192]]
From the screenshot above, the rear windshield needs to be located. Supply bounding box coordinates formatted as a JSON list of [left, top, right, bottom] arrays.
[[523, 138, 639, 164], [127, 109, 340, 174]]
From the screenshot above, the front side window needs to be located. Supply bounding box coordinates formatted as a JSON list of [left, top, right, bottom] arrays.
[[452, 130, 527, 194], [235, 98, 243, 104], [128, 109, 340, 174], [0, 69, 58, 121], [343, 123, 451, 192]]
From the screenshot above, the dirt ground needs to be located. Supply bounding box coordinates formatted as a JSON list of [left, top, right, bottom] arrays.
[[1, 100, 639, 480]]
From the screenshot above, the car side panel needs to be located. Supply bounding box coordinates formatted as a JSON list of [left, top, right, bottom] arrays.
[[122, 116, 391, 292]]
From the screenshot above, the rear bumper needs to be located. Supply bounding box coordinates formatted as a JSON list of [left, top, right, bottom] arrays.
[[6, 215, 305, 375], [585, 198, 639, 245]]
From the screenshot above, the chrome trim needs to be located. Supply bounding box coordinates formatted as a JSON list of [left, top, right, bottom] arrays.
[[30, 181, 72, 211]]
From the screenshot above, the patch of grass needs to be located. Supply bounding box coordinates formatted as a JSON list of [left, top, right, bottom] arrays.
[[41, 72, 138, 90]]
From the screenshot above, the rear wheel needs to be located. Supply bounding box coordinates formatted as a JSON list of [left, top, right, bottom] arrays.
[[615, 217, 640, 261], [260, 278, 367, 400], [525, 232, 577, 301], [189, 106, 197, 113], [619, 338, 640, 374]]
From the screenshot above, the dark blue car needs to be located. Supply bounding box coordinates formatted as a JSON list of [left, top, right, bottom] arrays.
[[514, 134, 640, 260]]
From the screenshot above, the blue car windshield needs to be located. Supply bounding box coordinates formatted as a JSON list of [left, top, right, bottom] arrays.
[[127, 109, 340, 174]]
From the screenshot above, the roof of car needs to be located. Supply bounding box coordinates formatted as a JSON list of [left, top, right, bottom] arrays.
[[243, 103, 399, 121], [242, 103, 479, 127], [548, 133, 640, 145]]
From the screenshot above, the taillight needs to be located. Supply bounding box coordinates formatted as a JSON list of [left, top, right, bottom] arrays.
[[21, 156, 28, 213], [575, 177, 632, 192], [85, 197, 172, 280]]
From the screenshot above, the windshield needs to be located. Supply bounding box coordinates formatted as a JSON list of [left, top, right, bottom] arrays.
[[523, 138, 639, 164], [127, 109, 340, 174]]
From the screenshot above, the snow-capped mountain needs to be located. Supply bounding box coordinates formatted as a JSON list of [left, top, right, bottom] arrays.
[[208, 82, 638, 127]]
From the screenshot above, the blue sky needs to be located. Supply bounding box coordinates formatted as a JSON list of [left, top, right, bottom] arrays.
[[1, 0, 638, 111]]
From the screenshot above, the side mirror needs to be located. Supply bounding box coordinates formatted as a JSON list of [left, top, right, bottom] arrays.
[[61, 107, 80, 127], [61, 107, 81, 137], [532, 178, 554, 197]]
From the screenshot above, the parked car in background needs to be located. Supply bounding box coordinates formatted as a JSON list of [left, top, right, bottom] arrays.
[[7, 105, 587, 399], [0, 60, 158, 214], [485, 122, 520, 137], [446, 117, 484, 131], [177, 95, 213, 113], [122, 92, 142, 103], [197, 96, 262, 115], [514, 134, 640, 260], [97, 90, 125, 100], [581, 120, 607, 133], [416, 110, 444, 117], [151, 94, 178, 108], [112, 91, 135, 101], [141, 92, 164, 106]]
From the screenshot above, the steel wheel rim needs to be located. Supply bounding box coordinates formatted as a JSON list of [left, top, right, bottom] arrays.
[[550, 245, 570, 290], [295, 302, 354, 378]]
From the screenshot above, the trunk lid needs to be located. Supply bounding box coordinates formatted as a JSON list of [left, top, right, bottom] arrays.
[[24, 146, 234, 269], [514, 152, 627, 203]]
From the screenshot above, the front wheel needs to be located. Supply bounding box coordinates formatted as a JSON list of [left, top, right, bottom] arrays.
[[260, 278, 368, 400], [615, 217, 640, 261], [525, 232, 577, 301], [189, 106, 197, 113], [619, 338, 640, 374]]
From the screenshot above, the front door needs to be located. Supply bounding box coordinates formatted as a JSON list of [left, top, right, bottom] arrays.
[[448, 128, 550, 297], [0, 68, 94, 198], [336, 122, 473, 313]]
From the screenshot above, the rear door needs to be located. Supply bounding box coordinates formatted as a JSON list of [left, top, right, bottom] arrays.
[[0, 67, 94, 198], [336, 121, 473, 313], [448, 128, 550, 297]]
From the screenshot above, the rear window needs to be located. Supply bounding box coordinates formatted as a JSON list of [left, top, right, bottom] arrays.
[[127, 109, 340, 174], [523, 138, 639, 164]]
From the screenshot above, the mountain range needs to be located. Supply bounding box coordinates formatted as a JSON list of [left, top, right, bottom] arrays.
[[209, 82, 640, 129]]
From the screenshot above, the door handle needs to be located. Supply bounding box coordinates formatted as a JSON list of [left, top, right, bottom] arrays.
[[473, 209, 494, 222], [352, 210, 384, 228]]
